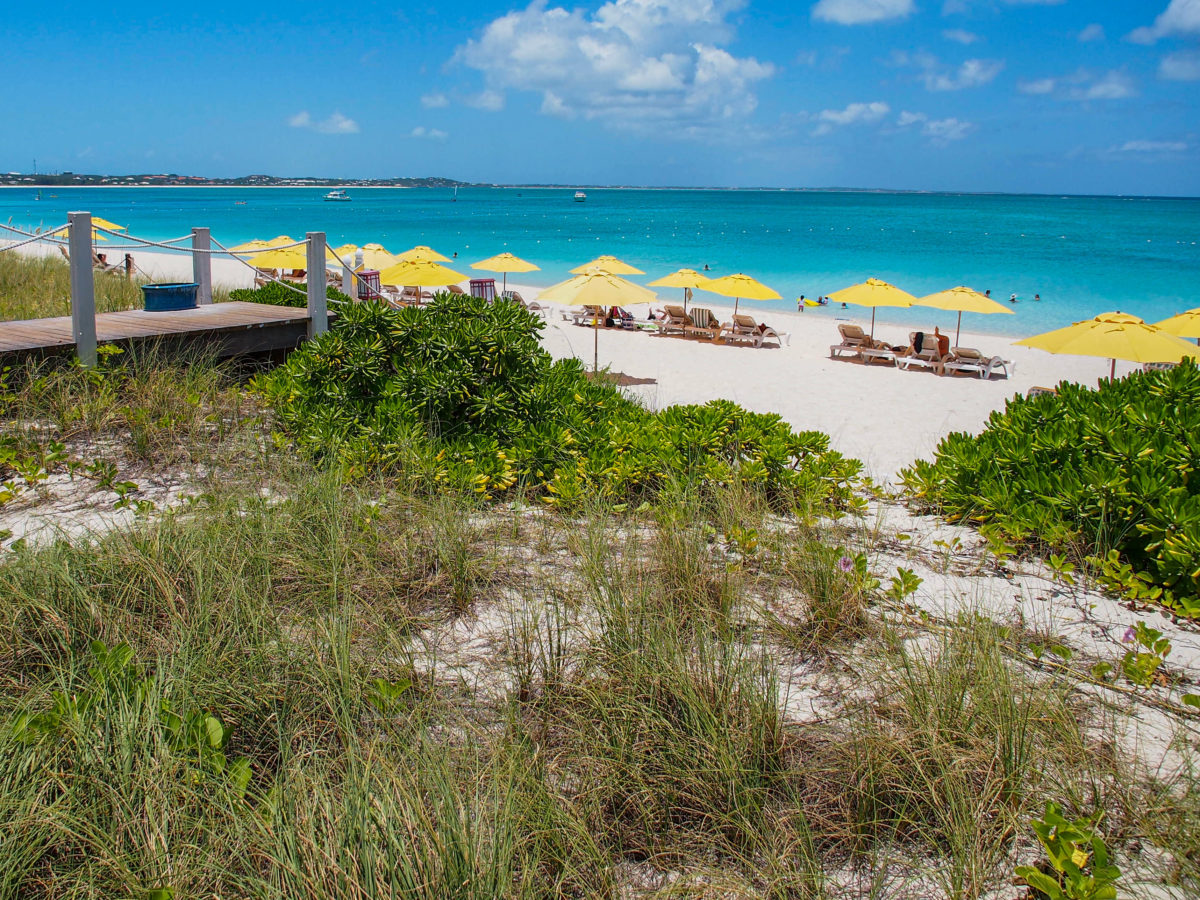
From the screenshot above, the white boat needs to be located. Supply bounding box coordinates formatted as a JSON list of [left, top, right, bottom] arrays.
[[323, 189, 351, 202], [574, 190, 587, 202]]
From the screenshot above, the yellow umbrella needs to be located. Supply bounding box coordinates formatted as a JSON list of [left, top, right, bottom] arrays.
[[570, 255, 644, 275], [702, 272, 781, 318], [471, 252, 540, 293], [375, 259, 468, 297], [1155, 308, 1200, 346], [395, 244, 451, 264], [228, 235, 294, 254], [916, 285, 1014, 346], [538, 267, 656, 371], [90, 216, 126, 233], [1014, 311, 1198, 380], [647, 268, 712, 314], [248, 242, 345, 271], [48, 225, 107, 242], [827, 277, 918, 339]]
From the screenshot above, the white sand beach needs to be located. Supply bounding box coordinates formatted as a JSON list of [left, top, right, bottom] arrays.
[[6, 243, 1136, 481]]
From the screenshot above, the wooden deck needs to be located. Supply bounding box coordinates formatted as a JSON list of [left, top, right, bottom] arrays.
[[0, 302, 327, 358]]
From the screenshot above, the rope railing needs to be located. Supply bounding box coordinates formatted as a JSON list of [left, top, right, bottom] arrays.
[[208, 234, 309, 296], [0, 228, 71, 253]]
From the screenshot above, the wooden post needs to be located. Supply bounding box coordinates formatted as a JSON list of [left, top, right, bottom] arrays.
[[306, 232, 327, 338], [68, 211, 97, 366], [192, 227, 212, 305]]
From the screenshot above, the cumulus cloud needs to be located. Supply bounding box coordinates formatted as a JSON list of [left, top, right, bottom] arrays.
[[467, 90, 506, 111], [1018, 77, 1056, 94], [287, 111, 359, 134], [895, 110, 973, 142], [896, 52, 1003, 90], [1128, 0, 1200, 44], [812, 0, 914, 25], [1077, 23, 1105, 42], [813, 100, 889, 134], [1160, 50, 1200, 80], [1072, 69, 1137, 100], [455, 0, 774, 135], [942, 28, 979, 44], [410, 126, 449, 140], [420, 92, 449, 108]]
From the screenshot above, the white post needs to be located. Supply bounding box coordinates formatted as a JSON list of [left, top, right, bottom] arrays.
[[342, 262, 354, 298], [68, 211, 97, 366], [306, 232, 327, 338], [192, 227, 212, 305]]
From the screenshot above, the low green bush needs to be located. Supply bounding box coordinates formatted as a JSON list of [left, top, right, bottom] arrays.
[[900, 363, 1200, 616], [227, 281, 350, 308], [255, 295, 861, 511]]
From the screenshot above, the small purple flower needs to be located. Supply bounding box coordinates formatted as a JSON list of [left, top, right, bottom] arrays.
[[838, 555, 854, 574], [1121, 626, 1136, 643]]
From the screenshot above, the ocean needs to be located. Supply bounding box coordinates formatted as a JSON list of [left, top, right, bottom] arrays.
[[3, 186, 1197, 336]]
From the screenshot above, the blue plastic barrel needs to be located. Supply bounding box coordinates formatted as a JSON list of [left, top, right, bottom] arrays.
[[141, 282, 199, 312]]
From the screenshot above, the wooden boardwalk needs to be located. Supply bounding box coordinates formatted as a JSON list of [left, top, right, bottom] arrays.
[[0, 302, 325, 357]]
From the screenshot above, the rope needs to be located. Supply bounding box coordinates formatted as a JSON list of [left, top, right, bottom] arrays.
[[95, 226, 308, 254], [0, 222, 69, 239], [208, 234, 308, 296], [322, 244, 362, 304], [0, 230, 71, 253]]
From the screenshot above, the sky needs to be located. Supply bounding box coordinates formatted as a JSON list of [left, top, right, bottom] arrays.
[[2, 0, 1198, 194]]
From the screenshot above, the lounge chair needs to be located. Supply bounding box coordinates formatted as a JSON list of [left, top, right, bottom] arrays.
[[830, 323, 895, 365], [896, 332, 949, 374], [571, 305, 606, 327], [1027, 385, 1057, 399], [942, 346, 1015, 379], [447, 284, 467, 296], [685, 307, 721, 341], [1143, 361, 1178, 373], [502, 289, 547, 318], [720, 313, 789, 348], [92, 253, 122, 274], [253, 267, 279, 287], [658, 304, 693, 336]]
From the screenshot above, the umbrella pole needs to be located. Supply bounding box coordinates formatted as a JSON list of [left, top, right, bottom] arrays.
[[955, 311, 962, 348], [870, 308, 876, 341], [734, 297, 740, 318], [1110, 358, 1116, 381], [593, 318, 599, 373], [503, 273, 507, 293], [683, 287, 690, 315]]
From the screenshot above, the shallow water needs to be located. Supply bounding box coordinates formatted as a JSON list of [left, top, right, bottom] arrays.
[[3, 186, 1197, 335]]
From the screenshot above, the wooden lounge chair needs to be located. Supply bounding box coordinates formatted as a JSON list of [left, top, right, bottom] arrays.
[[502, 289, 547, 317], [1143, 361, 1178, 373], [830, 323, 895, 364], [571, 304, 606, 327], [943, 346, 1015, 379], [896, 332, 949, 374], [720, 313, 789, 348], [1027, 385, 1057, 398], [92, 253, 122, 274], [685, 307, 721, 341], [658, 304, 692, 335], [447, 283, 467, 296]]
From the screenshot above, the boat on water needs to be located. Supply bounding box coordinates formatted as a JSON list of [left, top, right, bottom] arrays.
[[574, 190, 587, 202], [323, 189, 351, 202]]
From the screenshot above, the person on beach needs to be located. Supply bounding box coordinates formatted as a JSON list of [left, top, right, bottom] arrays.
[[797, 295, 806, 313]]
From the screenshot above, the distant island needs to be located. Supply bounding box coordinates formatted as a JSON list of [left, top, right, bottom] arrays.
[[0, 172, 471, 188]]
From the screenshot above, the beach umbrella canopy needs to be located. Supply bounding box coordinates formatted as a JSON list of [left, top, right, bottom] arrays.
[[90, 216, 126, 233], [376, 258, 467, 288], [570, 255, 644, 275], [538, 267, 656, 371], [248, 241, 344, 271], [1155, 308, 1200, 344], [1014, 311, 1198, 380], [49, 225, 107, 243], [395, 245, 451, 264], [471, 252, 540, 292], [648, 268, 712, 314], [702, 272, 781, 318], [915, 285, 1014, 345], [827, 277, 917, 339], [228, 235, 292, 254], [352, 243, 397, 270]]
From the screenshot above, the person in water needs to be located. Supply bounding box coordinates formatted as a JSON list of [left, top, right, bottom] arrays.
[[1009, 293, 1018, 303], [797, 295, 806, 312], [703, 264, 710, 271], [1034, 293, 1041, 301]]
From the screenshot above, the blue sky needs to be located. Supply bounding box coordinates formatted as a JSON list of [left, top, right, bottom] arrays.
[[3, 0, 1198, 194]]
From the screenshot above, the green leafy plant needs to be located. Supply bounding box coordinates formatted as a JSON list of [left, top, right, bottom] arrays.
[[1118, 621, 1171, 688], [1015, 802, 1120, 900], [901, 364, 1200, 616], [886, 567, 923, 603]]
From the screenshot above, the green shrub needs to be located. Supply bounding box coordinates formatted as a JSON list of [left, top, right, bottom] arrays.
[[900, 363, 1200, 616], [227, 281, 350, 308], [255, 296, 861, 511]]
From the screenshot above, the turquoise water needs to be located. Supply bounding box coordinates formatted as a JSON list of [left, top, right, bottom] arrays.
[[3, 186, 1197, 336]]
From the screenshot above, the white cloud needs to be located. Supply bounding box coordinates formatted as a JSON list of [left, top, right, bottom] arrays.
[[467, 90, 506, 111], [1018, 77, 1056, 94], [1114, 139, 1187, 152], [942, 28, 980, 44], [1129, 0, 1200, 44], [410, 126, 449, 140], [1160, 50, 1200, 80], [813, 100, 889, 134], [1073, 69, 1136, 100], [1077, 23, 1104, 42], [421, 92, 449, 108], [895, 110, 973, 142], [812, 0, 914, 26], [455, 0, 774, 136], [287, 111, 359, 134], [899, 53, 1004, 91]]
